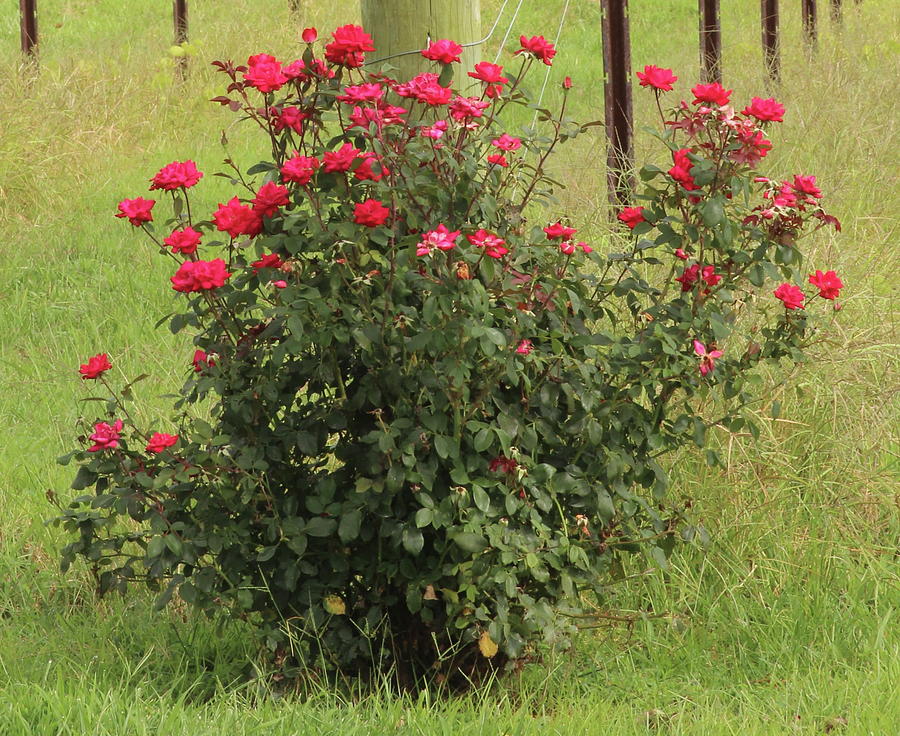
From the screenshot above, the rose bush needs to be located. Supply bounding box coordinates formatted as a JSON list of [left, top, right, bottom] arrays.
[[55, 34, 843, 690]]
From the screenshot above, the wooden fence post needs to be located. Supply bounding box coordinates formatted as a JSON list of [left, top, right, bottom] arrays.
[[289, 0, 301, 13], [830, 0, 843, 24], [760, 0, 779, 83], [173, 0, 188, 80], [698, 0, 722, 83], [802, 0, 817, 47], [600, 0, 634, 210], [20, 0, 38, 59], [360, 0, 482, 86]]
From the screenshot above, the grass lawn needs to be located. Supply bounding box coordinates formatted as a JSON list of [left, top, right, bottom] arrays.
[[0, 1, 897, 733]]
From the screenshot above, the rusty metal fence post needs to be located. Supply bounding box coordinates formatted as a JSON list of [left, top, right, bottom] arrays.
[[173, 0, 188, 80], [760, 0, 779, 83], [698, 0, 722, 83], [20, 0, 38, 59], [600, 0, 634, 210], [802, 0, 818, 47]]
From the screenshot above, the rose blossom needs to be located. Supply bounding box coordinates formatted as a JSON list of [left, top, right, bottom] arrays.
[[212, 197, 262, 238], [280, 153, 320, 185], [490, 455, 518, 473], [487, 153, 508, 167], [691, 81, 731, 106], [251, 253, 284, 273], [420, 120, 448, 139], [467, 229, 508, 258], [170, 259, 232, 293], [422, 39, 463, 64], [791, 174, 822, 198], [150, 160, 203, 191], [337, 83, 384, 104], [543, 222, 577, 240], [164, 226, 202, 255], [272, 106, 307, 134], [808, 270, 843, 300], [79, 353, 111, 380], [354, 199, 391, 227], [88, 419, 123, 452], [517, 35, 556, 66], [515, 340, 533, 355], [636, 65, 677, 91], [773, 283, 805, 310], [244, 53, 288, 93], [252, 181, 290, 218], [742, 97, 785, 122], [618, 206, 645, 229], [416, 224, 460, 257], [668, 148, 698, 190], [693, 340, 724, 377], [468, 61, 508, 98], [324, 24, 375, 68], [115, 197, 155, 226], [146, 433, 179, 454], [301, 27, 317, 44], [192, 349, 215, 373], [322, 142, 361, 173], [448, 96, 490, 121], [491, 133, 522, 152]]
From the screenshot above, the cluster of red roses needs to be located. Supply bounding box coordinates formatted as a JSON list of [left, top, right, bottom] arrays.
[[619, 64, 845, 376]]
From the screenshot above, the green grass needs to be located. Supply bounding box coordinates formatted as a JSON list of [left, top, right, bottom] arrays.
[[0, 1, 898, 733]]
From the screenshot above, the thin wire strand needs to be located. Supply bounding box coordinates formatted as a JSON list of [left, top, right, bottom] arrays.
[[493, 0, 527, 64], [531, 0, 571, 128], [365, 0, 515, 66]]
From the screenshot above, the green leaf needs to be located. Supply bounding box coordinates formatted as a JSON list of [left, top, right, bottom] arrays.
[[434, 435, 456, 460], [338, 509, 363, 542], [472, 486, 490, 513], [402, 527, 424, 555], [415, 507, 434, 528], [452, 532, 487, 554], [700, 198, 724, 227], [306, 517, 337, 537]]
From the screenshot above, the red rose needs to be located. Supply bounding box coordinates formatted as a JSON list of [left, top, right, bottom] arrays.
[[115, 197, 155, 227], [490, 455, 519, 472], [251, 253, 284, 273], [618, 206, 645, 229], [149, 160, 203, 191], [791, 175, 822, 198], [252, 181, 290, 218], [421, 39, 463, 65], [395, 73, 452, 106], [491, 133, 522, 152], [773, 283, 805, 310], [668, 147, 698, 190], [212, 197, 263, 238], [146, 432, 179, 454], [281, 154, 320, 185], [272, 106, 307, 135], [808, 270, 843, 300], [468, 229, 509, 259], [448, 96, 490, 122], [163, 226, 202, 255], [192, 349, 215, 373], [79, 353, 111, 380], [244, 53, 288, 93], [543, 222, 577, 240], [322, 143, 361, 173], [324, 24, 375, 68], [691, 81, 732, 106], [486, 153, 508, 167], [170, 259, 232, 293], [353, 152, 390, 182], [354, 199, 391, 227], [741, 96, 785, 122], [301, 27, 318, 44], [636, 65, 677, 92], [337, 83, 384, 104], [88, 419, 123, 452], [467, 62, 508, 98], [517, 35, 556, 66]]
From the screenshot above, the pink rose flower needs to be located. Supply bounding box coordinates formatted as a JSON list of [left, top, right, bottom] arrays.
[[164, 226, 202, 255], [491, 133, 522, 152], [146, 432, 178, 454], [467, 229, 509, 258], [79, 353, 111, 380], [324, 25, 375, 68], [272, 106, 307, 134], [252, 181, 290, 218], [468, 61, 508, 98], [791, 174, 822, 198], [115, 197, 155, 227], [212, 197, 263, 238], [422, 39, 463, 65], [808, 270, 843, 300], [515, 339, 533, 355], [337, 83, 384, 104], [691, 81, 732, 106], [416, 224, 460, 257], [693, 340, 723, 377], [773, 283, 805, 310], [170, 259, 232, 293], [741, 96, 785, 122], [281, 154, 320, 185], [448, 96, 490, 122], [354, 199, 391, 227], [244, 53, 288, 93], [636, 65, 677, 92], [88, 419, 123, 452], [149, 160, 203, 191]]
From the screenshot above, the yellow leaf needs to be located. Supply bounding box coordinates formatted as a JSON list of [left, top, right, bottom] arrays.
[[323, 595, 346, 615], [478, 631, 498, 658]]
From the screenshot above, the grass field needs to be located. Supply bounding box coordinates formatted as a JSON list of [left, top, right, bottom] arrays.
[[0, 1, 898, 733]]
